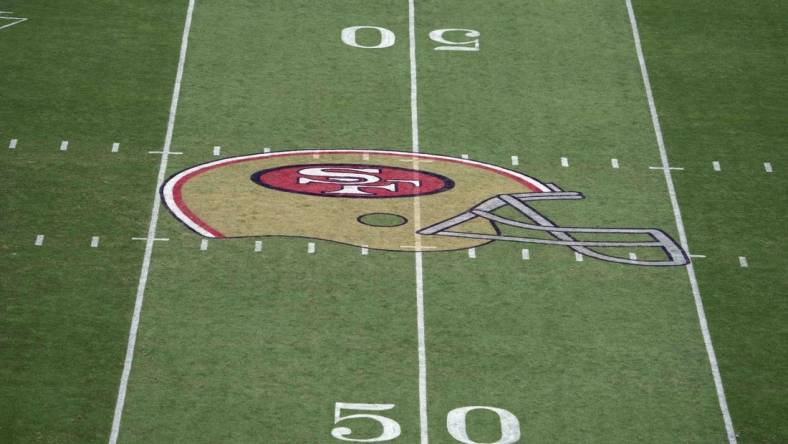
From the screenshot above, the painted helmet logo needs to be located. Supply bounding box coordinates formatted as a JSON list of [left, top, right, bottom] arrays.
[[161, 149, 689, 266], [251, 164, 454, 198]]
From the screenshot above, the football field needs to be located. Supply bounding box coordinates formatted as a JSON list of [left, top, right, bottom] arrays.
[[1, 1, 786, 443]]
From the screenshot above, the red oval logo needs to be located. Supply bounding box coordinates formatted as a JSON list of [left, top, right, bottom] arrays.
[[251, 164, 454, 198]]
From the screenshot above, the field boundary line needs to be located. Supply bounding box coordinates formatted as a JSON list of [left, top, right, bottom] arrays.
[[407, 1, 429, 443], [108, 1, 196, 443], [625, 1, 736, 442]]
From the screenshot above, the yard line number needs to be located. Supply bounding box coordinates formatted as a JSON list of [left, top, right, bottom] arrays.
[[341, 26, 480, 51], [338, 18, 489, 444], [332, 403, 521, 443]]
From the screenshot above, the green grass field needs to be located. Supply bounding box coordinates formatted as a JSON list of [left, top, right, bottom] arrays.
[[1, 1, 786, 443]]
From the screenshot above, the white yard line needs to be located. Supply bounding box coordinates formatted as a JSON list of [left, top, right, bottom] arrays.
[[408, 1, 428, 442], [148, 150, 183, 155], [108, 1, 196, 443], [626, 2, 736, 442]]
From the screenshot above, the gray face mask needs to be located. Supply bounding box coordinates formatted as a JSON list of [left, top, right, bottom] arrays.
[[418, 184, 688, 267]]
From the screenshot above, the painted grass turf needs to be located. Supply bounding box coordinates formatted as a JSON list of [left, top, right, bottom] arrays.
[[1, 1, 184, 442], [636, 2, 788, 441], [1, 0, 786, 443]]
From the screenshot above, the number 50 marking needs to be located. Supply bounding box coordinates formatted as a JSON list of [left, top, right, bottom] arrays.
[[428, 29, 480, 51], [331, 403, 520, 443], [331, 403, 401, 442], [341, 26, 480, 52]]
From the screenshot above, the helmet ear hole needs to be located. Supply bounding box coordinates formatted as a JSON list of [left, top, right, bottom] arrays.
[[357, 213, 408, 228]]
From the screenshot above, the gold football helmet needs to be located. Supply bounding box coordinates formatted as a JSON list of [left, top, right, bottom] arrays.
[[161, 149, 687, 266]]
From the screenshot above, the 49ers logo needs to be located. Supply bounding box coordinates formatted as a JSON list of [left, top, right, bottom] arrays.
[[251, 164, 454, 198]]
